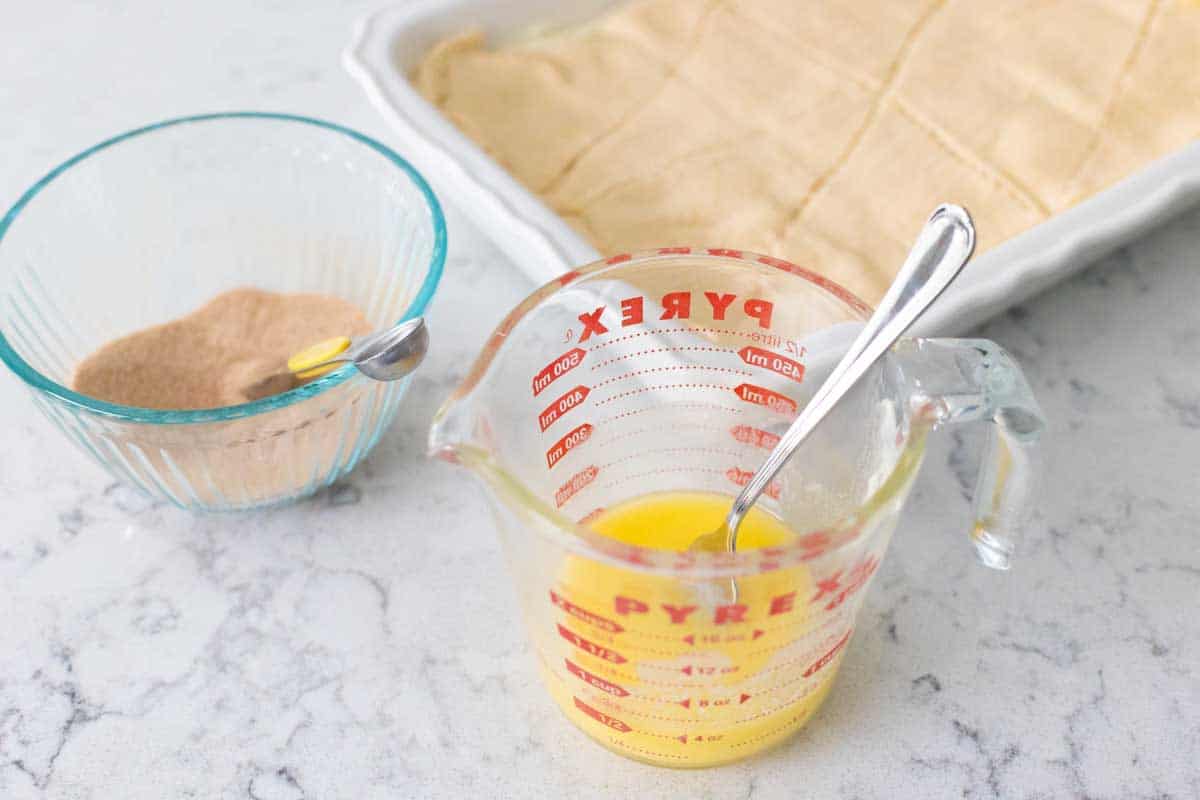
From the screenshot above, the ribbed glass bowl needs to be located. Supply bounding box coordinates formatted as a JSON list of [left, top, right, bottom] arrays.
[[0, 112, 446, 510]]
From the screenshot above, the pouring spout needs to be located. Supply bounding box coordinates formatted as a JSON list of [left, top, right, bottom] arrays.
[[427, 368, 509, 472], [427, 384, 553, 534], [427, 392, 477, 464]]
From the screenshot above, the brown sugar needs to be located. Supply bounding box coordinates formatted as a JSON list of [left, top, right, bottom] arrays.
[[73, 288, 373, 410]]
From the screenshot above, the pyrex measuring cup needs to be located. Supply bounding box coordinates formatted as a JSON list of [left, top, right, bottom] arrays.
[[429, 249, 1043, 768]]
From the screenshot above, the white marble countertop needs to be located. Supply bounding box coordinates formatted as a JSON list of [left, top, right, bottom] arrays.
[[2, 2, 1198, 798]]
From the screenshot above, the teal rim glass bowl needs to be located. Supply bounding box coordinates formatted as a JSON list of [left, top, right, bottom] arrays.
[[0, 112, 446, 510]]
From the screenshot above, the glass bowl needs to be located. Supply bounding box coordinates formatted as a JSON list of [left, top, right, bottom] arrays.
[[0, 112, 446, 510]]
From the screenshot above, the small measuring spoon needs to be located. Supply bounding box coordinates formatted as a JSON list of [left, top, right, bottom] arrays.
[[242, 317, 429, 400], [690, 204, 976, 553]]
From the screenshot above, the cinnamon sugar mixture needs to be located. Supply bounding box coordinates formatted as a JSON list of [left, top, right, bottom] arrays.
[[73, 288, 372, 409]]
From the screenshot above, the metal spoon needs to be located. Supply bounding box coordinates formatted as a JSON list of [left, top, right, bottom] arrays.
[[333, 316, 430, 381], [689, 204, 976, 553], [242, 317, 429, 400]]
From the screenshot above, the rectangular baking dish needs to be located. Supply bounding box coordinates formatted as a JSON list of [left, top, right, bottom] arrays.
[[344, 0, 1200, 334]]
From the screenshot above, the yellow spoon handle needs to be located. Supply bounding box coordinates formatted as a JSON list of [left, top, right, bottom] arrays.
[[288, 336, 352, 380]]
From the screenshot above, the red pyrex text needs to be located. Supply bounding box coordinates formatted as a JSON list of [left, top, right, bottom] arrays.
[[576, 290, 774, 343]]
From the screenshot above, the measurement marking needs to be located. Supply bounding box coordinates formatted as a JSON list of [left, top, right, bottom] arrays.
[[553, 617, 681, 657], [726, 466, 782, 500], [748, 618, 825, 638], [588, 328, 713, 352], [571, 632, 847, 689], [550, 586, 687, 642], [554, 658, 728, 688], [589, 327, 786, 352], [744, 644, 840, 678], [613, 642, 686, 658], [549, 598, 693, 657], [555, 465, 599, 507], [558, 623, 627, 664], [730, 707, 820, 749], [551, 591, 624, 633], [598, 467, 729, 492], [577, 507, 606, 526], [590, 345, 736, 370], [802, 629, 852, 677], [744, 642, 830, 671], [739, 346, 805, 383], [532, 347, 585, 397], [538, 648, 688, 709], [680, 664, 740, 676], [566, 658, 629, 697], [538, 385, 591, 432], [590, 422, 727, 450], [574, 696, 631, 732], [733, 383, 797, 414], [730, 424, 781, 449], [546, 423, 593, 468], [605, 741, 689, 761], [594, 365, 751, 389], [658, 660, 735, 675], [587, 693, 759, 725], [536, 643, 750, 690], [733, 682, 824, 725], [541, 647, 823, 726], [596, 383, 731, 406], [590, 702, 698, 725], [682, 631, 764, 646], [600, 447, 746, 472], [582, 681, 823, 730], [739, 633, 854, 695], [747, 636, 824, 661], [600, 401, 744, 424]]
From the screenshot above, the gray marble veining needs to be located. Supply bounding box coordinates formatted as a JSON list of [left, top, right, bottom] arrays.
[[1, 2, 1198, 797]]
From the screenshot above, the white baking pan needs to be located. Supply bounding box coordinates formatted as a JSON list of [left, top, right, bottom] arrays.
[[344, 1, 1200, 334]]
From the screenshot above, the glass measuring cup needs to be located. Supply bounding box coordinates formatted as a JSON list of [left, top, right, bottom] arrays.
[[429, 249, 1043, 768]]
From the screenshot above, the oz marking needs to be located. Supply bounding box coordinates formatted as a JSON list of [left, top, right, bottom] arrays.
[[680, 664, 739, 676]]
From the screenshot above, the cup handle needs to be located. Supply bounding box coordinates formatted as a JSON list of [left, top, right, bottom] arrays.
[[900, 338, 1046, 570]]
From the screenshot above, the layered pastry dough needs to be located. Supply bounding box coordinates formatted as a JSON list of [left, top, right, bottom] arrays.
[[417, 0, 1200, 302]]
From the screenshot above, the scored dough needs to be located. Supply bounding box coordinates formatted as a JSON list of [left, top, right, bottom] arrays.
[[416, 0, 1200, 304]]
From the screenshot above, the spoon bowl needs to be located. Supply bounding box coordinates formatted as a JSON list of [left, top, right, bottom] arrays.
[[354, 317, 429, 381]]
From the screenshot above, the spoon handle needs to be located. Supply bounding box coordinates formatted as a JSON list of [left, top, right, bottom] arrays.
[[725, 204, 976, 546]]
